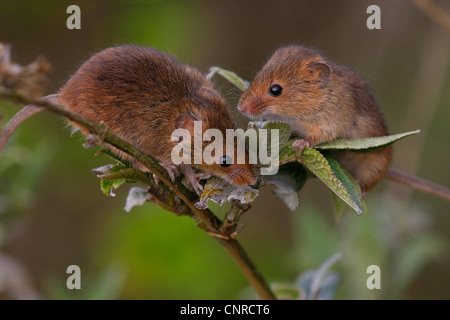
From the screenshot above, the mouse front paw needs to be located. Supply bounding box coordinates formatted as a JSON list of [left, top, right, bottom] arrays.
[[292, 138, 314, 154], [181, 166, 211, 196], [152, 162, 180, 184]]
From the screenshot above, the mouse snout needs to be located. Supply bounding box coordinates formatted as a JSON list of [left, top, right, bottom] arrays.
[[236, 101, 249, 114], [238, 97, 266, 117]]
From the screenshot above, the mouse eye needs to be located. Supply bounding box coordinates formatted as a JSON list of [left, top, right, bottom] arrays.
[[220, 155, 232, 167], [269, 84, 283, 97]]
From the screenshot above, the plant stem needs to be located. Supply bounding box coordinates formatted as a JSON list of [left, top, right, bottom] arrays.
[[218, 238, 275, 300], [410, 0, 450, 35], [0, 90, 276, 300]]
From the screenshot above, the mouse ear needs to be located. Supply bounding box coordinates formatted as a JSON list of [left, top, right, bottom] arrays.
[[174, 112, 202, 137], [306, 62, 331, 88]]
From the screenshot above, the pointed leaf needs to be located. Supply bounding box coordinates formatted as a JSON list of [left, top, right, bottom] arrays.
[[92, 164, 115, 176], [83, 265, 126, 300], [112, 179, 126, 190], [391, 234, 446, 294], [325, 155, 365, 216], [96, 148, 132, 167], [248, 121, 291, 152], [97, 167, 145, 183], [94, 164, 144, 197], [297, 270, 340, 300], [124, 187, 152, 212], [207, 66, 250, 91], [315, 130, 420, 151], [272, 283, 301, 300], [93, 163, 126, 177], [331, 193, 347, 222], [280, 144, 364, 215], [297, 253, 342, 300], [264, 164, 307, 211], [101, 178, 117, 197], [266, 175, 299, 211]]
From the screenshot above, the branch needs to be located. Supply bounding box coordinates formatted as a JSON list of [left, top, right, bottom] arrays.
[[220, 200, 251, 238], [410, 0, 450, 34], [0, 88, 276, 300], [97, 166, 193, 216]]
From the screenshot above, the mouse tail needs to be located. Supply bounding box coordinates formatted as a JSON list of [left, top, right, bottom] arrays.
[[0, 94, 60, 155], [385, 168, 450, 201]]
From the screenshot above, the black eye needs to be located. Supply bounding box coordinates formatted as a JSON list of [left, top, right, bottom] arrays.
[[220, 155, 232, 167], [269, 84, 283, 97]]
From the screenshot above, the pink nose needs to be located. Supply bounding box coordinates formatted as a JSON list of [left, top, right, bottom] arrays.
[[238, 98, 265, 116], [237, 103, 249, 114]]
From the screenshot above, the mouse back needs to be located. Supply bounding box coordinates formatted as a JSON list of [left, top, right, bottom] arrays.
[[59, 45, 259, 187]]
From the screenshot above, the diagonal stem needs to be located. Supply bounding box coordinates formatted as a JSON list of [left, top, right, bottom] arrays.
[[409, 0, 450, 34], [0, 89, 276, 300]]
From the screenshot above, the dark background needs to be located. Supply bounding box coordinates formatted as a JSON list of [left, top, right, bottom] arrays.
[[0, 0, 448, 299]]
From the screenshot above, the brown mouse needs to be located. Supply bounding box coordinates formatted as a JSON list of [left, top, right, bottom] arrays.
[[3, 45, 259, 195], [238, 45, 392, 192]]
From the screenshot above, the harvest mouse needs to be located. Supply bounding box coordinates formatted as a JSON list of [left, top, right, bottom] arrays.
[[238, 45, 392, 192], [2, 45, 259, 195]]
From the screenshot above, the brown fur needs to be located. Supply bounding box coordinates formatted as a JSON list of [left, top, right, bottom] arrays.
[[238, 45, 392, 191], [60, 45, 258, 186]]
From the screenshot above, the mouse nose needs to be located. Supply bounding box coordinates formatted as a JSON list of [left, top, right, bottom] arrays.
[[238, 98, 265, 117], [237, 102, 252, 116]]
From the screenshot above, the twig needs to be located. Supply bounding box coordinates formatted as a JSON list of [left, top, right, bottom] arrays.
[[220, 200, 251, 238], [410, 0, 450, 34], [100, 167, 193, 216], [0, 89, 276, 300], [388, 21, 450, 203], [385, 168, 450, 201]]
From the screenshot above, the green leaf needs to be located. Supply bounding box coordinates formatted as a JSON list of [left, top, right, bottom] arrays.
[[248, 121, 291, 153], [264, 164, 308, 211], [248, 121, 291, 170], [94, 164, 143, 197], [98, 168, 144, 183], [96, 148, 132, 167], [280, 144, 364, 215], [297, 253, 342, 300], [391, 234, 446, 295], [46, 265, 126, 300], [331, 193, 347, 222], [124, 186, 152, 212], [206, 66, 250, 91], [315, 130, 420, 151], [279, 140, 300, 163], [112, 179, 126, 189], [297, 270, 340, 300], [272, 283, 301, 300], [83, 265, 126, 300], [325, 156, 366, 216], [101, 178, 116, 197], [265, 173, 300, 211]]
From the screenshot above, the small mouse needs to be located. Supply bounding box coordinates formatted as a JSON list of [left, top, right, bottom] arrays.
[[238, 45, 392, 192], [3, 45, 259, 194]]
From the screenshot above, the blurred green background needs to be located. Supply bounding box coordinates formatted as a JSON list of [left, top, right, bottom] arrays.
[[0, 0, 449, 299]]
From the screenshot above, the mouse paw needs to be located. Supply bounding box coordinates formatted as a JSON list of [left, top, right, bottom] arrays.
[[181, 166, 211, 196], [152, 162, 179, 184], [292, 138, 312, 154], [358, 183, 366, 198], [152, 173, 160, 185]]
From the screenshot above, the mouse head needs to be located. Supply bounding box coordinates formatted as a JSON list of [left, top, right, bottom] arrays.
[[238, 45, 331, 120], [174, 88, 260, 187]]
